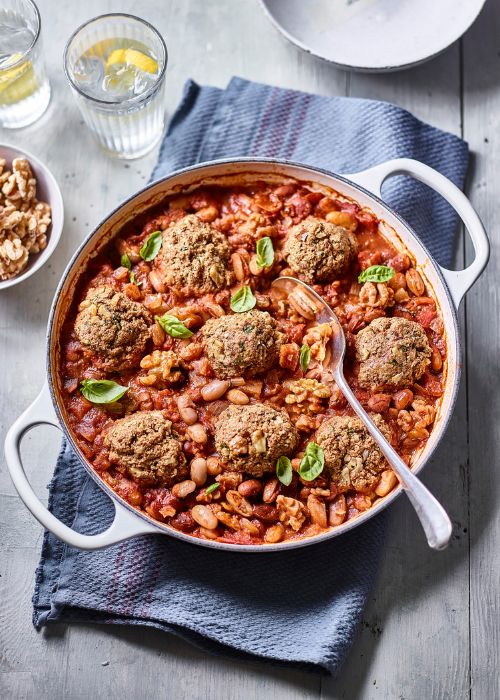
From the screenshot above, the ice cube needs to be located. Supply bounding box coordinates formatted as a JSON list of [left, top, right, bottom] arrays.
[[102, 64, 136, 99], [0, 22, 34, 64], [73, 56, 104, 89], [133, 69, 156, 96]]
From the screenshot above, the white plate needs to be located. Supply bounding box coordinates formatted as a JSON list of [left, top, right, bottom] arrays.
[[0, 145, 64, 290], [260, 0, 486, 72]]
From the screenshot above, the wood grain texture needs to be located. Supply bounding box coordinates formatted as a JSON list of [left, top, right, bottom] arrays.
[[462, 2, 500, 699], [0, 0, 498, 698]]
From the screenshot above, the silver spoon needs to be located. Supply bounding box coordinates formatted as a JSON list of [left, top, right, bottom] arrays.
[[271, 276, 452, 550]]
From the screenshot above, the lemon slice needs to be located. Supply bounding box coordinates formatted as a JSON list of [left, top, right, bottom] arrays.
[[106, 48, 158, 74], [0, 53, 38, 103]]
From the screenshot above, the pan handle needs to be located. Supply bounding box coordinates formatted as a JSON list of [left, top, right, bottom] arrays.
[[4, 383, 158, 551], [346, 158, 489, 309]]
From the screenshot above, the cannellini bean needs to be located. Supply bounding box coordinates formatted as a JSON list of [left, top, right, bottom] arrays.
[[201, 380, 230, 402], [367, 393, 391, 412], [186, 423, 208, 444], [231, 252, 248, 281], [325, 210, 358, 230], [238, 479, 262, 497], [392, 389, 414, 410], [307, 494, 327, 528], [196, 205, 219, 222], [172, 480, 196, 499], [375, 469, 398, 497], [406, 268, 425, 296], [431, 348, 443, 372], [263, 478, 280, 503], [264, 523, 284, 543], [190, 457, 208, 486], [151, 322, 166, 346], [177, 395, 198, 425], [199, 526, 219, 540], [207, 456, 222, 476], [226, 388, 249, 405], [192, 505, 218, 529], [388, 271, 407, 291], [328, 495, 347, 526]]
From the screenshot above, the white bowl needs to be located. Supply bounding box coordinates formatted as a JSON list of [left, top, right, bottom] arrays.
[[260, 0, 486, 73], [0, 144, 64, 290]]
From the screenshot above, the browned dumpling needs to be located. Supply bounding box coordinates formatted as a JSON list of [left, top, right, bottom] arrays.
[[75, 286, 151, 372], [215, 404, 298, 477], [355, 317, 431, 389], [105, 411, 187, 487]]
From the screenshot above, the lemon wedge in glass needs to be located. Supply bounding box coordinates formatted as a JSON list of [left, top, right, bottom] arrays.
[[0, 53, 38, 105], [106, 48, 158, 74]]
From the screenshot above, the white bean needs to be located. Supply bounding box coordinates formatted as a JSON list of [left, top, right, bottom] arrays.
[[226, 388, 249, 405], [201, 380, 230, 402], [206, 456, 222, 476], [186, 423, 208, 444], [172, 480, 196, 499], [192, 505, 218, 529], [190, 458, 208, 486], [177, 395, 198, 425]]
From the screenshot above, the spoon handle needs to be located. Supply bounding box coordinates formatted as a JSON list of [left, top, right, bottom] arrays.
[[334, 370, 452, 550]]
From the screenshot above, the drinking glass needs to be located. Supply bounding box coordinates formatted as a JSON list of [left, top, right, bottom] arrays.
[[0, 0, 51, 129], [63, 14, 167, 159]]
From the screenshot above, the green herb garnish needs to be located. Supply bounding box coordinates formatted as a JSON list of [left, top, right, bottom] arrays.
[[139, 230, 162, 262], [358, 265, 395, 284], [80, 379, 128, 405], [255, 237, 274, 268], [298, 442, 325, 482], [299, 344, 311, 372], [276, 456, 293, 486], [121, 253, 132, 270], [230, 285, 256, 313], [156, 313, 193, 338]]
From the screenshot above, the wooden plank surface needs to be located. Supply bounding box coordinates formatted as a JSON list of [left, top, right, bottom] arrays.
[[462, 2, 500, 699], [0, 0, 498, 698]]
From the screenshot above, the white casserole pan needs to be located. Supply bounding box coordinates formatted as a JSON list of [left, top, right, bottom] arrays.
[[4, 158, 489, 552]]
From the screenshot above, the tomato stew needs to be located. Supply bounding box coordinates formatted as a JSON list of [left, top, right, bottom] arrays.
[[59, 180, 446, 545]]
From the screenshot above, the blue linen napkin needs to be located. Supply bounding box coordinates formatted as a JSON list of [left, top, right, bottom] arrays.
[[33, 77, 468, 675]]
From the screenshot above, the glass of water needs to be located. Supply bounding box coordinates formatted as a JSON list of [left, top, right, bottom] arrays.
[[0, 0, 51, 129], [63, 14, 167, 159]]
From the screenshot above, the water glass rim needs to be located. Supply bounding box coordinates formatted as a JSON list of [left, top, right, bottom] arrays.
[[1, 0, 41, 71], [63, 12, 168, 107]]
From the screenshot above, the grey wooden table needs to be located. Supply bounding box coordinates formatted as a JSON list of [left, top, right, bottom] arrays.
[[1, 1, 499, 698]]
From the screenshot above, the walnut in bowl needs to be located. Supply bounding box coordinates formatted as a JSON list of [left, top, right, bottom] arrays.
[[0, 145, 63, 290]]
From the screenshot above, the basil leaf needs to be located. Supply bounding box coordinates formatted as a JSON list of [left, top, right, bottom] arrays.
[[230, 285, 256, 313], [140, 230, 162, 262], [276, 456, 293, 486], [256, 237, 274, 268], [205, 482, 220, 495], [120, 253, 131, 270], [80, 379, 128, 404], [300, 344, 311, 373], [298, 442, 325, 482], [358, 265, 395, 284], [156, 313, 193, 338]]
